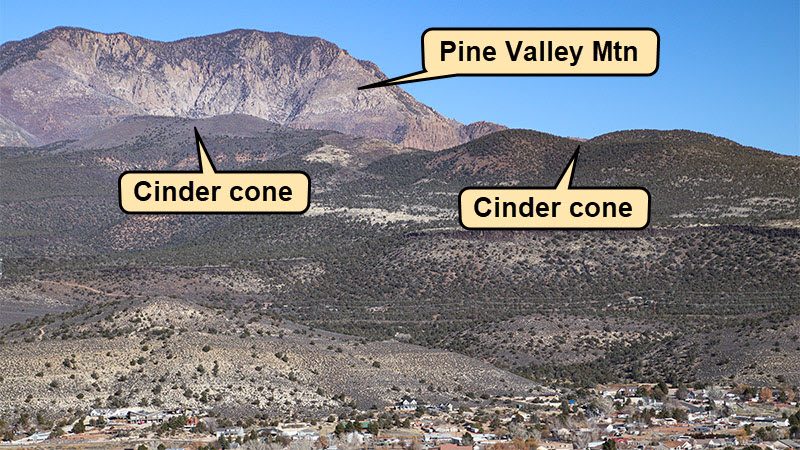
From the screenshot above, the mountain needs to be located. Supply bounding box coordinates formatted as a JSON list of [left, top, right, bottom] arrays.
[[1, 113, 799, 411], [1, 24, 799, 415], [0, 27, 504, 150], [366, 128, 800, 224], [2, 116, 797, 261]]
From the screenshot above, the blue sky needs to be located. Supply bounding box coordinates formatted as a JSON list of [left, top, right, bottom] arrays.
[[1, 0, 798, 154]]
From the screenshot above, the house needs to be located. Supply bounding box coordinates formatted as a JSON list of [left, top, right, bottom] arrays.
[[677, 400, 705, 413], [396, 396, 418, 411], [296, 429, 319, 440], [89, 408, 110, 417], [216, 427, 245, 439], [278, 422, 318, 440], [424, 432, 460, 444], [693, 438, 713, 448], [11, 432, 51, 445], [145, 412, 168, 424], [656, 441, 693, 450], [653, 418, 678, 426], [469, 433, 496, 444], [601, 385, 640, 398], [292, 429, 319, 441], [127, 410, 148, 424], [183, 416, 199, 430], [707, 437, 738, 448], [259, 427, 282, 439], [538, 441, 574, 450], [91, 407, 159, 423], [429, 403, 454, 413], [435, 445, 472, 450]]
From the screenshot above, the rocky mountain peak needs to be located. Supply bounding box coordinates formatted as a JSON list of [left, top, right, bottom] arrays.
[[0, 27, 500, 149]]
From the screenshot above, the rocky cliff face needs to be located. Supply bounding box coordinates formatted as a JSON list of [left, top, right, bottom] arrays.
[[0, 27, 503, 149]]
